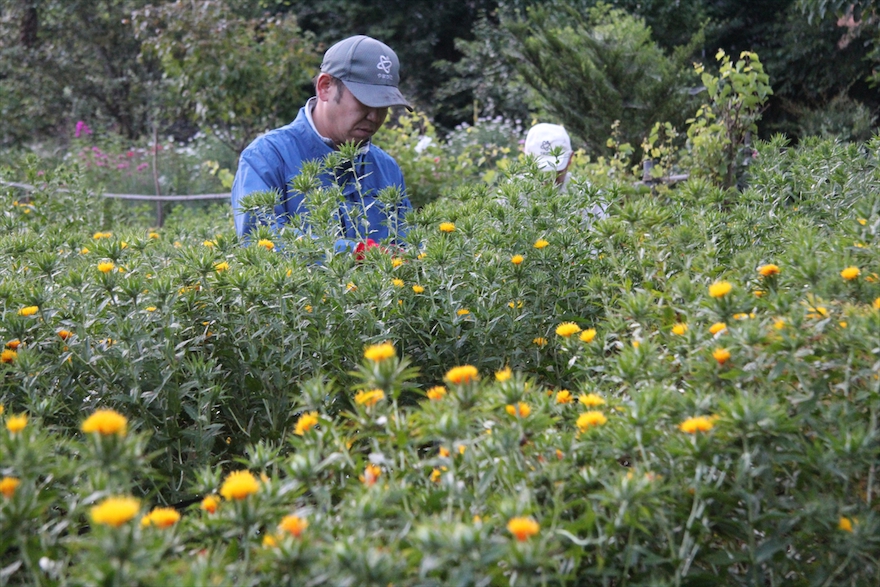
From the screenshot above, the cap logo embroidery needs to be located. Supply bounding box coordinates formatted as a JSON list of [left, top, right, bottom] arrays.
[[540, 140, 552, 154], [377, 55, 393, 74]]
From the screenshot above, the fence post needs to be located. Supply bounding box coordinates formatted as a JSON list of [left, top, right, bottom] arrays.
[[152, 124, 163, 227]]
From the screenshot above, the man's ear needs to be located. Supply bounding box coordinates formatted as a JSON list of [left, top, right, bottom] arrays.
[[315, 73, 335, 102]]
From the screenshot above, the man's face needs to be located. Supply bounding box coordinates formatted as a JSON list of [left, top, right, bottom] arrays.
[[318, 77, 388, 146]]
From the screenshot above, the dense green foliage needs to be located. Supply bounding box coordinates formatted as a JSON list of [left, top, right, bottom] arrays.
[[1, 131, 879, 584], [0, 0, 160, 144], [1, 0, 878, 152], [134, 1, 319, 154], [506, 4, 699, 156]]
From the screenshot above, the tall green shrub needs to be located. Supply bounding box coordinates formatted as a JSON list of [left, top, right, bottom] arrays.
[[507, 3, 700, 156], [0, 0, 161, 146], [134, 1, 320, 155], [686, 49, 773, 188]]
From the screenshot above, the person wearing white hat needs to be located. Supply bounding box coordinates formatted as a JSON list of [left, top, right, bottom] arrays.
[[524, 123, 573, 188], [524, 122, 608, 222], [232, 35, 413, 253]]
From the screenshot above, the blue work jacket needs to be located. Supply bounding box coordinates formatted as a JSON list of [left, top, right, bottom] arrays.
[[231, 106, 411, 251]]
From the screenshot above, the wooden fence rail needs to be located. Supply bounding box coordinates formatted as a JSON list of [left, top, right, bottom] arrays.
[[2, 180, 230, 226]]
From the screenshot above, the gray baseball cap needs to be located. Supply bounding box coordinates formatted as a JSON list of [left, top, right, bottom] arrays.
[[320, 35, 412, 110]]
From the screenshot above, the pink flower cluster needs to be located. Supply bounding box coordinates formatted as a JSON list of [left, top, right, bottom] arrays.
[[75, 121, 92, 138]]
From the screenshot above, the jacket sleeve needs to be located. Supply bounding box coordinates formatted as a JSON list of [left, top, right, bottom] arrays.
[[231, 144, 285, 237]]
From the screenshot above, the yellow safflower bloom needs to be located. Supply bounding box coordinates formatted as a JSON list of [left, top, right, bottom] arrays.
[[360, 463, 381, 486], [446, 365, 478, 384], [679, 415, 715, 433], [1, 349, 16, 364], [97, 261, 115, 273], [555, 322, 581, 338], [773, 318, 787, 330], [511, 254, 524, 265], [533, 337, 547, 346], [556, 390, 573, 404], [709, 322, 727, 335], [364, 342, 395, 362], [708, 281, 732, 298], [579, 328, 597, 343], [81, 409, 127, 436], [148, 232, 159, 239], [840, 266, 860, 281], [507, 517, 540, 541], [391, 278, 404, 288], [457, 308, 470, 316], [873, 297, 880, 310], [579, 393, 605, 408], [81, 247, 90, 254], [354, 389, 385, 406], [439, 222, 455, 233], [391, 258, 404, 268], [141, 506, 181, 529], [495, 366, 512, 382], [200, 495, 220, 514], [713, 347, 731, 365], [412, 284, 425, 294], [533, 239, 549, 249], [294, 411, 319, 435], [6, 414, 27, 433], [279, 514, 308, 537], [430, 468, 442, 483], [17, 306, 39, 317], [807, 306, 829, 319], [145, 306, 157, 312], [671, 323, 688, 335], [6, 340, 21, 350], [214, 261, 229, 272], [506, 402, 531, 418], [57, 330, 72, 340], [0, 476, 21, 498], [90, 496, 140, 527], [757, 264, 780, 277], [576, 411, 607, 432], [838, 516, 854, 533], [220, 470, 260, 501], [257, 239, 274, 251], [426, 386, 447, 400]]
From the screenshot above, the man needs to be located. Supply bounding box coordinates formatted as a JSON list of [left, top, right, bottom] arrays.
[[231, 35, 412, 252], [524, 123, 573, 188]]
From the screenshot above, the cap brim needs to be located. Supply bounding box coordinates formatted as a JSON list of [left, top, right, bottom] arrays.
[[536, 152, 572, 172], [343, 80, 413, 111]]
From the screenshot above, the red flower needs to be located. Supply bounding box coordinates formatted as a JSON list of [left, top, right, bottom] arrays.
[[354, 239, 380, 261]]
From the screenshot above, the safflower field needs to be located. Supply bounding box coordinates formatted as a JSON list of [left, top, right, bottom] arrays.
[[1, 133, 880, 586]]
